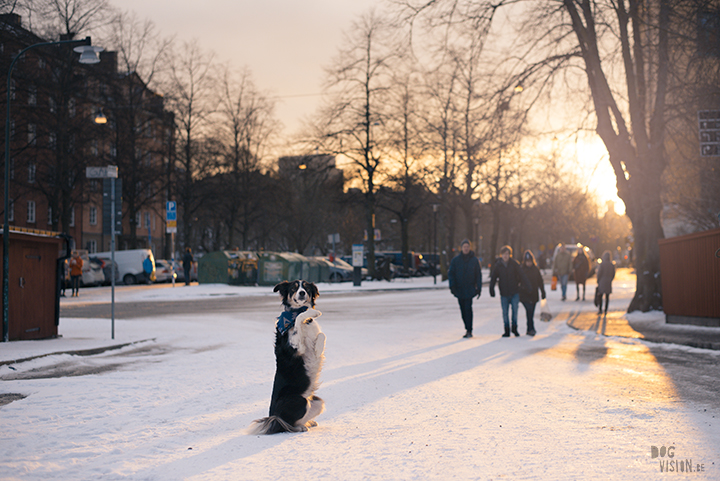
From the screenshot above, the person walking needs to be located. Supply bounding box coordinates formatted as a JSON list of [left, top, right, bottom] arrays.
[[448, 239, 482, 339], [519, 250, 546, 337], [490, 246, 531, 337], [573, 246, 590, 301], [552, 244, 573, 301], [182, 247, 194, 286], [596, 251, 616, 316], [69, 251, 83, 297]]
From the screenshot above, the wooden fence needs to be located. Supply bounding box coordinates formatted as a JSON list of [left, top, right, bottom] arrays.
[[658, 228, 720, 326]]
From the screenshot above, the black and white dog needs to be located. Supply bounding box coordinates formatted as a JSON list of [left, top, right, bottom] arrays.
[[248, 280, 326, 435]]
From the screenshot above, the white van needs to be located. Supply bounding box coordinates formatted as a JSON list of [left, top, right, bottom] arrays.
[[95, 249, 155, 285]]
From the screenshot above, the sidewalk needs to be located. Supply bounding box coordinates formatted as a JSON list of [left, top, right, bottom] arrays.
[[564, 309, 720, 350]]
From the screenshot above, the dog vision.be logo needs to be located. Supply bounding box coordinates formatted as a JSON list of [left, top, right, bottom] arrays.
[[651, 445, 705, 474]]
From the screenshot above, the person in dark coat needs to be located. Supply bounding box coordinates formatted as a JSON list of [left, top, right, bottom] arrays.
[[519, 250, 546, 337], [448, 239, 482, 339], [183, 247, 194, 286], [573, 247, 590, 301], [490, 246, 532, 337], [596, 251, 615, 315]]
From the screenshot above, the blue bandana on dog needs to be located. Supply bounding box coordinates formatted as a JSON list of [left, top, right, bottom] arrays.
[[276, 306, 309, 334]]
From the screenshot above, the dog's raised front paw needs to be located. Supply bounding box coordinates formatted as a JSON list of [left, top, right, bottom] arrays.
[[298, 309, 322, 324]]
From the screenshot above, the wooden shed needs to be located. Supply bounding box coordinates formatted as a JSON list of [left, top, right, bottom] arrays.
[[658, 228, 720, 327], [0, 227, 68, 341]]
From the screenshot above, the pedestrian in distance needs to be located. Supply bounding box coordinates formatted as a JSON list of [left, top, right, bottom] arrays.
[[448, 239, 482, 339], [490, 246, 532, 337], [596, 251, 616, 316], [552, 244, 573, 301], [183, 247, 194, 286], [519, 250, 546, 337], [69, 250, 83, 297], [573, 246, 590, 301]]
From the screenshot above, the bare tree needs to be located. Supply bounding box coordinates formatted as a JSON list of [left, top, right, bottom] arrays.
[[401, 0, 678, 312], [163, 39, 217, 250], [380, 67, 429, 269], [314, 10, 400, 277], [215, 66, 278, 249], [23, 0, 114, 38], [99, 11, 173, 249]]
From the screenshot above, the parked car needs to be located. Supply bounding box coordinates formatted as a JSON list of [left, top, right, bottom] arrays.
[[76, 250, 105, 287], [90, 256, 120, 286], [95, 248, 155, 285], [171, 259, 198, 283], [154, 259, 177, 283]]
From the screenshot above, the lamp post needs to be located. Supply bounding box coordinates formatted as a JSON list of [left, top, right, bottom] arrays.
[[432, 204, 440, 285], [3, 37, 102, 342]]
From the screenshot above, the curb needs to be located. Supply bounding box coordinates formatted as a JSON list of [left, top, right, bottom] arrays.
[[0, 338, 157, 367]]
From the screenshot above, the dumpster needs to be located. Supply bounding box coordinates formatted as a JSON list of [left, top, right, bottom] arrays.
[[258, 252, 311, 286], [228, 251, 258, 285], [1, 227, 68, 341], [198, 250, 258, 285]]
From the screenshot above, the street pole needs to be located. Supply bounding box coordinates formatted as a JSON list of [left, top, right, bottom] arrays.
[[111, 176, 116, 339], [432, 204, 439, 285]]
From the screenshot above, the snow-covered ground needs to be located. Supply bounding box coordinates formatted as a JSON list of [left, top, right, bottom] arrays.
[[1, 272, 718, 480]]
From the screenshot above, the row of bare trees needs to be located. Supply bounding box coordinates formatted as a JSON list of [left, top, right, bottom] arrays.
[[302, 0, 719, 310]]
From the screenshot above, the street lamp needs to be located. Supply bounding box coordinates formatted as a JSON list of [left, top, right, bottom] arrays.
[[432, 203, 440, 285], [3, 37, 102, 342]]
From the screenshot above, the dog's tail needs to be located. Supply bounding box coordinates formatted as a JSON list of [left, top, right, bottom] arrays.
[[246, 416, 306, 435]]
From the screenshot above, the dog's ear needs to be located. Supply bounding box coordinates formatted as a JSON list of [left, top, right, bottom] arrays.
[[273, 281, 289, 295], [305, 281, 319, 304]]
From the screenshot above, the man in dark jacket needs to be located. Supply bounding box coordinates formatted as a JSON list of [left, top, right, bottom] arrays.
[[182, 247, 194, 286], [448, 239, 482, 339], [490, 245, 531, 337]]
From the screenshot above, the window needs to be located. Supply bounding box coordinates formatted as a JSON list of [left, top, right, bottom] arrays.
[[9, 79, 15, 100], [135, 212, 141, 228], [27, 201, 36, 223], [70, 208, 75, 227], [145, 212, 151, 230], [698, 9, 720, 57], [48, 207, 53, 226], [68, 98, 76, 117], [28, 85, 37, 105], [49, 132, 56, 149], [28, 163, 36, 183], [28, 123, 36, 146], [89, 180, 98, 192], [89, 206, 97, 225], [8, 200, 13, 222], [49, 97, 56, 113], [91, 139, 99, 156], [38, 57, 45, 69], [87, 240, 97, 253]]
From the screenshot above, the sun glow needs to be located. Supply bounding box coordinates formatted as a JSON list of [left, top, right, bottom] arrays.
[[575, 137, 626, 215]]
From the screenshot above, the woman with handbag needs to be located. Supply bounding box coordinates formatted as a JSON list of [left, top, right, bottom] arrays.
[[519, 250, 546, 336]]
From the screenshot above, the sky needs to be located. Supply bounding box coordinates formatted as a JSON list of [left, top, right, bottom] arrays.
[[120, 0, 382, 134], [117, 0, 625, 214], [1, 276, 718, 478]]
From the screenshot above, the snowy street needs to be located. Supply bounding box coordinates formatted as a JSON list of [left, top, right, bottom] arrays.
[[1, 272, 719, 480]]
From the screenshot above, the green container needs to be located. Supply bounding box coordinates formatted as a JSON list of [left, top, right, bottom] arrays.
[[198, 251, 258, 285], [258, 252, 332, 286]]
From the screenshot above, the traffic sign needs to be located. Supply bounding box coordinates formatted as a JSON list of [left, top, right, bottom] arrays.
[[86, 165, 118, 178], [166, 201, 177, 233]]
